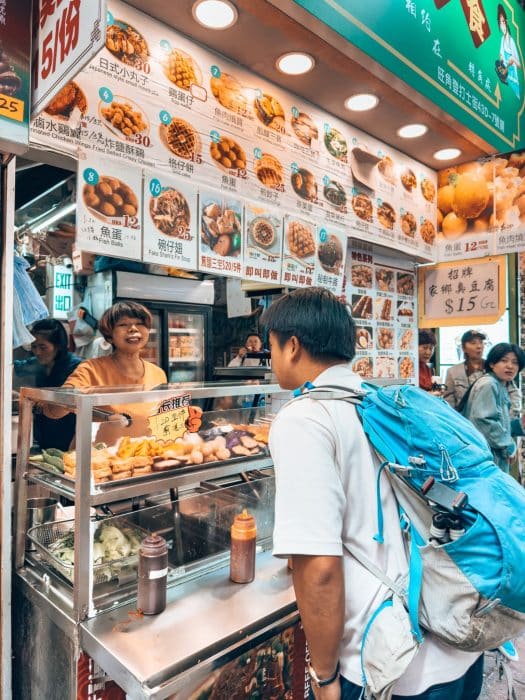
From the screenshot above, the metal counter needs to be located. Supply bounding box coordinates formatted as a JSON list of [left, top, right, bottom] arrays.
[[80, 551, 296, 699]]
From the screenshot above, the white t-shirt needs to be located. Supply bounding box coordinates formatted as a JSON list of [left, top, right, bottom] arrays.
[[271, 364, 479, 695]]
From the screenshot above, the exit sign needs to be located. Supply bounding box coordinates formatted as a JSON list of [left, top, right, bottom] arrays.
[[46, 264, 73, 319]]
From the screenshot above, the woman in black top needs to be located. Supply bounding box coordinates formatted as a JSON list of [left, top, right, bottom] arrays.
[[17, 319, 82, 450]]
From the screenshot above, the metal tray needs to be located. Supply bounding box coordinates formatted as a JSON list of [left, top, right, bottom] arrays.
[[28, 447, 270, 490], [27, 518, 146, 586]]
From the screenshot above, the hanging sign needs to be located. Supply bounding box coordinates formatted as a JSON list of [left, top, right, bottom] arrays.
[[148, 394, 201, 442], [418, 256, 506, 328], [46, 263, 73, 319], [32, 0, 105, 117]]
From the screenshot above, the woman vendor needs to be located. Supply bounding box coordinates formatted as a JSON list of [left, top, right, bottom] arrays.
[[44, 301, 167, 447], [15, 319, 82, 450]]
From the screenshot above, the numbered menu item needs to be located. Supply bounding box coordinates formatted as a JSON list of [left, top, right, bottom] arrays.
[[106, 20, 149, 69], [281, 215, 315, 287], [100, 97, 148, 139], [291, 166, 317, 202], [254, 92, 285, 132], [210, 71, 248, 115], [254, 153, 284, 191], [76, 155, 142, 260], [314, 227, 347, 295], [160, 115, 201, 160], [44, 81, 87, 119], [163, 48, 202, 90], [244, 203, 282, 284], [143, 174, 197, 269], [199, 191, 243, 277], [291, 110, 318, 146], [323, 126, 347, 162], [209, 133, 247, 175]]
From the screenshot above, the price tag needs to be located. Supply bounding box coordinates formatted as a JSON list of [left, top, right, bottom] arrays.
[[0, 93, 24, 122], [148, 393, 193, 442]]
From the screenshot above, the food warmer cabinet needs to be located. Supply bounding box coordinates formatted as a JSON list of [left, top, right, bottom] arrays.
[[13, 382, 307, 700]]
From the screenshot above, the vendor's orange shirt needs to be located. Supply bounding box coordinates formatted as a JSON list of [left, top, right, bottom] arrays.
[[47, 356, 167, 446]]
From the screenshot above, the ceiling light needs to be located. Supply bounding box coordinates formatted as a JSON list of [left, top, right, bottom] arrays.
[[433, 147, 462, 161], [192, 0, 237, 30], [344, 94, 379, 112], [276, 52, 315, 75], [397, 123, 428, 139]]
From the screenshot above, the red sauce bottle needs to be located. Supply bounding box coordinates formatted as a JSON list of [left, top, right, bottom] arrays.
[[230, 509, 257, 584]]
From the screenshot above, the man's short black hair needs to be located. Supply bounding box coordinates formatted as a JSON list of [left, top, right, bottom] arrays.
[[261, 287, 356, 362], [486, 342, 525, 372]]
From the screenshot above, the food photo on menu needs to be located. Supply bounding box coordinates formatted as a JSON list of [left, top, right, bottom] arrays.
[[396, 271, 415, 296], [246, 208, 282, 258], [254, 92, 286, 133], [254, 152, 285, 191], [351, 262, 373, 289], [210, 71, 248, 115], [284, 217, 316, 261], [291, 110, 319, 147], [162, 47, 203, 91], [106, 19, 150, 69], [352, 356, 373, 378], [160, 115, 202, 162], [44, 80, 87, 121], [355, 326, 374, 351], [376, 355, 396, 379], [200, 194, 243, 259], [375, 296, 393, 322], [149, 187, 191, 239], [317, 234, 344, 275], [351, 294, 373, 320], [83, 176, 139, 224], [398, 328, 414, 352], [100, 96, 149, 142], [323, 178, 347, 212], [291, 166, 318, 202], [209, 134, 248, 177]]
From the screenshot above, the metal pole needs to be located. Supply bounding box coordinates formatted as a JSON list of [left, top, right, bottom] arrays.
[[0, 152, 16, 698]]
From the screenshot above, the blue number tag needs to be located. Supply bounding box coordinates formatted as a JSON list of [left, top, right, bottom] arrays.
[[253, 147, 262, 160], [319, 228, 327, 243], [377, 198, 383, 206], [291, 162, 298, 174], [159, 110, 171, 125], [324, 122, 330, 133], [211, 65, 221, 78], [150, 179, 162, 197], [83, 168, 99, 186], [160, 39, 171, 52], [291, 106, 299, 118], [352, 136, 358, 145], [99, 87, 113, 103], [323, 175, 330, 186], [210, 130, 220, 143], [106, 11, 114, 25]]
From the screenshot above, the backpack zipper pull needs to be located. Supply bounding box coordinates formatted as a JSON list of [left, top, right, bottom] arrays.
[[439, 445, 459, 482]]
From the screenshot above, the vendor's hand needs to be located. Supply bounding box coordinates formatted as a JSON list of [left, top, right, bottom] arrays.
[[238, 347, 247, 359], [310, 679, 341, 700]]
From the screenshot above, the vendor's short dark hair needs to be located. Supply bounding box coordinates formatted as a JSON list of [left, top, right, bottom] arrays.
[[486, 342, 525, 372], [98, 301, 152, 342], [418, 329, 436, 346], [261, 287, 356, 362]]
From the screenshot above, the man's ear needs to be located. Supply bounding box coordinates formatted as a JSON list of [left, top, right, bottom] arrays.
[[288, 335, 301, 361]]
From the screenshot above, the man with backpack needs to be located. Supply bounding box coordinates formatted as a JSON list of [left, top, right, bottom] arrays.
[[262, 288, 483, 699]]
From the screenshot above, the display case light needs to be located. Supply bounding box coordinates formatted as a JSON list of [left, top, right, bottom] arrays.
[[397, 123, 428, 138], [276, 52, 315, 75], [344, 94, 379, 112], [433, 147, 462, 161], [192, 0, 238, 30]]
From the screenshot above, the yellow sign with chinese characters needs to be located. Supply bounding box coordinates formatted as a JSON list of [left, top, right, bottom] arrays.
[[148, 394, 192, 442]]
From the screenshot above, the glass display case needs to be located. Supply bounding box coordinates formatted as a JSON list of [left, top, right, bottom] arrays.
[[14, 382, 284, 622]]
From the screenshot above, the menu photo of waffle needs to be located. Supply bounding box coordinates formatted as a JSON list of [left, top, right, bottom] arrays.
[[375, 296, 393, 321], [397, 300, 415, 320], [351, 294, 373, 320]]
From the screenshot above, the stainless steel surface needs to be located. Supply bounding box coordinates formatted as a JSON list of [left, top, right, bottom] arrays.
[[25, 497, 57, 551], [1, 154, 15, 698], [26, 456, 273, 505], [116, 270, 215, 306], [81, 551, 295, 698]]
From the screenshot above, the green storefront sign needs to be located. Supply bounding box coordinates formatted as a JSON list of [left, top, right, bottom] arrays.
[[293, 0, 525, 152]]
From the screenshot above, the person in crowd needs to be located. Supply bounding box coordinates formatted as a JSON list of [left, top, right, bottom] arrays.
[[15, 319, 82, 450], [463, 342, 525, 473], [418, 329, 437, 392], [44, 301, 167, 446], [262, 287, 482, 700], [228, 333, 266, 367], [443, 330, 487, 409]]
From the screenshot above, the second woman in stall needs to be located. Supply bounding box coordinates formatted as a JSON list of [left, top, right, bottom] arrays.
[[44, 301, 167, 447]]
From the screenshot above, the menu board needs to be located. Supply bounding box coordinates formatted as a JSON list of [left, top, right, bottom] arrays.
[[76, 153, 142, 260], [30, 0, 437, 280], [314, 226, 347, 296], [198, 189, 243, 277], [142, 172, 198, 270], [345, 242, 417, 382], [281, 215, 316, 288], [436, 149, 525, 261]]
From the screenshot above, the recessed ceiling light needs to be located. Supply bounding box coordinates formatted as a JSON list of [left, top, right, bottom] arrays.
[[276, 52, 315, 75], [397, 123, 428, 139], [192, 0, 238, 30], [344, 94, 379, 112], [433, 147, 462, 161]]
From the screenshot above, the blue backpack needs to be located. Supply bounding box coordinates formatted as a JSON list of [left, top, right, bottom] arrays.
[[303, 382, 525, 653]]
